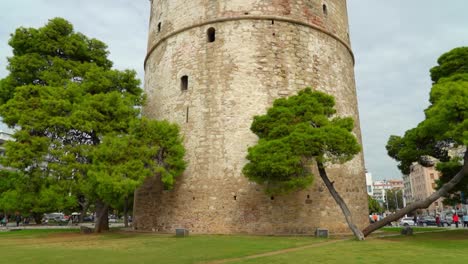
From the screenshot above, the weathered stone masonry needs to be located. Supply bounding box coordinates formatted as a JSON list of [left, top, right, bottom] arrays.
[[134, 0, 369, 234]]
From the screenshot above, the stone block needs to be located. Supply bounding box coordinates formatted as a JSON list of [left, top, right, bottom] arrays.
[[176, 228, 189, 237], [315, 228, 329, 238]]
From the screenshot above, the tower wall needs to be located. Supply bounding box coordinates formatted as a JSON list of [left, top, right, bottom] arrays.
[[135, 0, 368, 234]]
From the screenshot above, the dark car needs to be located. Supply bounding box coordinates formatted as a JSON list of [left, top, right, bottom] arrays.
[[83, 215, 94, 222], [418, 216, 450, 227]]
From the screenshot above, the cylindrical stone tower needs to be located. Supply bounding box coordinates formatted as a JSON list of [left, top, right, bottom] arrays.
[[134, 0, 368, 234]]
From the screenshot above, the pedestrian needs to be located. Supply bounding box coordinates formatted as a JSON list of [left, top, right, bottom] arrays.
[[463, 214, 468, 228], [372, 213, 378, 223], [1, 215, 7, 226], [15, 213, 21, 227], [453, 213, 459, 228], [435, 214, 441, 227], [413, 214, 418, 225]]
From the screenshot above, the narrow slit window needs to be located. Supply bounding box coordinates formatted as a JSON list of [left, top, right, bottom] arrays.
[[158, 22, 161, 32], [186, 107, 189, 123], [323, 4, 328, 16], [207, 27, 216, 42], [181, 75, 188, 91]]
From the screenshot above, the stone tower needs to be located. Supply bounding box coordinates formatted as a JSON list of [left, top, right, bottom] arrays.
[[134, 0, 369, 234]]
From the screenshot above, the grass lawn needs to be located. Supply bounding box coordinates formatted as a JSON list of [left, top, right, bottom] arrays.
[[233, 229, 468, 264], [0, 229, 317, 264], [0, 228, 466, 264]]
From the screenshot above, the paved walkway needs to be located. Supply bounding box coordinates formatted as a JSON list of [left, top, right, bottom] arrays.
[[0, 223, 125, 231]]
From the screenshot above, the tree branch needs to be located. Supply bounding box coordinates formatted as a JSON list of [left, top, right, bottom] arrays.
[[362, 150, 468, 237]]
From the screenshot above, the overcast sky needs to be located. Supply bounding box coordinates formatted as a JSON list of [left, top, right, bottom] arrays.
[[1, 1, 467, 181]]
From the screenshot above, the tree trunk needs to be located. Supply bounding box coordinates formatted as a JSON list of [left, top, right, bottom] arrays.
[[32, 212, 43, 225], [94, 199, 109, 233], [123, 196, 129, 228], [317, 161, 365, 241], [362, 150, 468, 237], [78, 200, 88, 223]]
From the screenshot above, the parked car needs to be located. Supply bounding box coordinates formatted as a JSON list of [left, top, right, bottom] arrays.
[[108, 215, 118, 223], [83, 215, 94, 222], [399, 217, 415, 226], [417, 216, 450, 227], [42, 213, 68, 225]]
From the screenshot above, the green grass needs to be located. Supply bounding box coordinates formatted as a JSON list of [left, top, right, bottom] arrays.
[[0, 229, 466, 264], [233, 230, 468, 264], [0, 229, 317, 264]]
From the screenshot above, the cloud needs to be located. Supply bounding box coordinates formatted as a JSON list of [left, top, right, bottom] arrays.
[[349, 0, 468, 179]]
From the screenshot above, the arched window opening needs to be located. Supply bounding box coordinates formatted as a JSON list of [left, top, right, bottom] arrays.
[[323, 4, 328, 16], [207, 27, 216, 43], [181, 75, 188, 91]]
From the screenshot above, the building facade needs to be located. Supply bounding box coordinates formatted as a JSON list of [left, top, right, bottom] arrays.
[[409, 162, 444, 213], [372, 179, 403, 204], [134, 0, 368, 234], [402, 174, 413, 205]]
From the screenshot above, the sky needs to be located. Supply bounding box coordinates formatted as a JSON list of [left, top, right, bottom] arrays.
[[0, 0, 467, 181]]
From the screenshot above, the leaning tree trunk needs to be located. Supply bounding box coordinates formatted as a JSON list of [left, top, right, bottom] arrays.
[[362, 150, 468, 237], [317, 161, 365, 241], [94, 199, 109, 233]]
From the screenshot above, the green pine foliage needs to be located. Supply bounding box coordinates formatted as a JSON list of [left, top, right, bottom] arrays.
[[430, 47, 468, 84], [243, 88, 361, 195], [0, 18, 185, 217], [88, 118, 186, 206], [386, 47, 468, 202]]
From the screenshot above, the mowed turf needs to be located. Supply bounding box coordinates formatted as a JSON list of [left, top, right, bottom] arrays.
[[0, 229, 466, 264], [232, 230, 468, 264], [0, 229, 317, 264]]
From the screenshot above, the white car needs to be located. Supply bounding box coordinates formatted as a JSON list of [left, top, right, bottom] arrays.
[[399, 217, 415, 226]]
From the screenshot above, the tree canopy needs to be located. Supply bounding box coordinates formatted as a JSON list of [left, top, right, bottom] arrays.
[[386, 47, 468, 200], [243, 88, 360, 195], [368, 195, 383, 214], [243, 88, 365, 239], [364, 47, 468, 237], [0, 18, 186, 230], [430, 47, 468, 84]]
